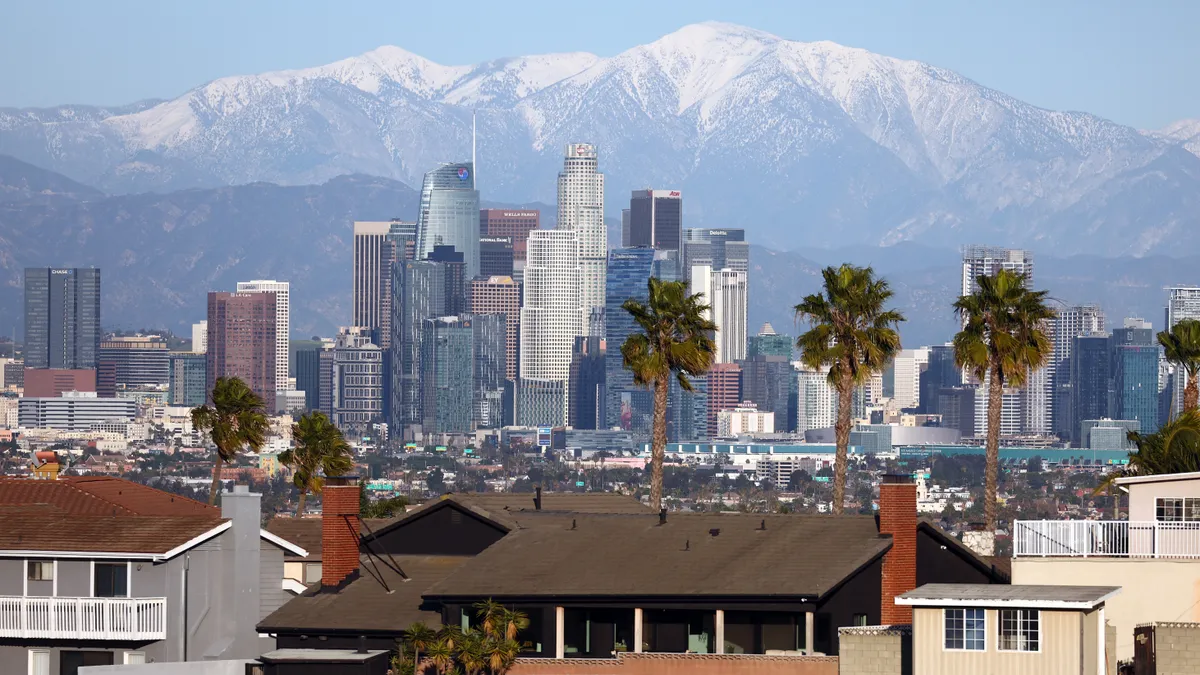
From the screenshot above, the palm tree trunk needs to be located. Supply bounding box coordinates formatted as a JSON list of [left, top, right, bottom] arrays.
[[1186, 376, 1199, 412], [649, 372, 670, 512], [833, 369, 854, 516], [985, 363, 1003, 532], [296, 489, 307, 517], [208, 454, 224, 505]]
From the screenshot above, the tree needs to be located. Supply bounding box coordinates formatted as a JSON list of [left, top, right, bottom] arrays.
[[279, 411, 354, 516], [405, 621, 437, 674], [621, 277, 717, 511], [795, 264, 904, 515], [1159, 319, 1200, 412], [1126, 411, 1200, 475], [953, 269, 1055, 531], [191, 377, 271, 505]]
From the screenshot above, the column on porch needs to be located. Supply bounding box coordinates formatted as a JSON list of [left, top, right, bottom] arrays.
[[805, 611, 815, 653], [555, 606, 565, 659], [715, 609, 725, 654], [633, 607, 643, 653]]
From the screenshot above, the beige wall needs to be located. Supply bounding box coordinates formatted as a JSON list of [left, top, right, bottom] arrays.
[[912, 607, 1081, 675], [838, 626, 910, 675], [1012, 558, 1200, 661], [1127, 479, 1200, 522]]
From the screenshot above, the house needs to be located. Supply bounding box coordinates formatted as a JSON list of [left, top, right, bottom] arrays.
[[894, 584, 1119, 675], [0, 476, 306, 675], [257, 476, 1007, 665], [1011, 470, 1200, 660]]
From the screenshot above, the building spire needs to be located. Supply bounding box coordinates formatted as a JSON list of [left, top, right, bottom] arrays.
[[472, 109, 477, 190]]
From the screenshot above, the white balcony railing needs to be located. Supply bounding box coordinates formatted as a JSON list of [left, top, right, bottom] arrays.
[[1013, 520, 1200, 559], [0, 596, 167, 640]]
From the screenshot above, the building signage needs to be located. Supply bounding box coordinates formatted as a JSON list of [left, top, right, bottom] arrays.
[[501, 212, 538, 218], [457, 167, 470, 181]]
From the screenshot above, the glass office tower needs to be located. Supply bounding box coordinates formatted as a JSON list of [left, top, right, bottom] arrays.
[[24, 267, 101, 369], [415, 163, 481, 279]]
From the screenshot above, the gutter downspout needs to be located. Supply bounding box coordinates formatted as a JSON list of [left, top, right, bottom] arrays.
[[183, 552, 190, 661]]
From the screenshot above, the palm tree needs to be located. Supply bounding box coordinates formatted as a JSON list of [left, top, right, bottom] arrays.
[[953, 269, 1055, 531], [795, 265, 904, 515], [621, 277, 717, 511], [1159, 319, 1200, 412], [404, 621, 437, 673], [191, 376, 271, 505], [279, 411, 354, 515], [1127, 410, 1200, 475], [420, 634, 455, 675]]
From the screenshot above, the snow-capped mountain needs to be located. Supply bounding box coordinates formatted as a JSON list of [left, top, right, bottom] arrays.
[[3, 21, 1200, 256]]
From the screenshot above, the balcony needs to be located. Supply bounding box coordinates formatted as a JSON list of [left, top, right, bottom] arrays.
[[0, 596, 167, 640], [1014, 520, 1200, 559]]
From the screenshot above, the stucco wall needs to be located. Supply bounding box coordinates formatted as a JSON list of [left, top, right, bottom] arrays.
[[1012, 557, 1200, 661], [1126, 480, 1200, 522], [508, 653, 839, 675]]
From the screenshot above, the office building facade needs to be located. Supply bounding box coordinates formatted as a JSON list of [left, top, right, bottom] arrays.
[[1052, 305, 1106, 439], [471, 314, 508, 429], [568, 336, 605, 430], [604, 247, 656, 432], [469, 276, 521, 382], [690, 265, 748, 364], [1166, 287, 1200, 417], [206, 291, 278, 411], [747, 323, 792, 359], [797, 365, 836, 434], [1112, 318, 1159, 435], [390, 258, 450, 437], [168, 352, 208, 407], [479, 209, 539, 262], [294, 347, 326, 411], [628, 189, 683, 252], [353, 220, 416, 349], [918, 345, 961, 415], [234, 280, 289, 398], [892, 347, 930, 410], [421, 316, 475, 434], [739, 355, 793, 433], [331, 328, 384, 433], [960, 246, 1033, 296], [18, 392, 137, 431], [24, 267, 101, 370], [1069, 334, 1111, 446], [97, 336, 169, 387], [519, 229, 582, 426], [192, 321, 208, 354], [706, 363, 743, 439], [557, 143, 607, 336], [683, 228, 749, 279], [479, 236, 515, 277], [415, 162, 480, 278]]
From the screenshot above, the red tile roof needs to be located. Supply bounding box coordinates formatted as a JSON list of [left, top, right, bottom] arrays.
[[0, 476, 215, 516], [0, 508, 225, 555]]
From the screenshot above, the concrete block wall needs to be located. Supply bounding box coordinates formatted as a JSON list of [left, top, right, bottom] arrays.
[[837, 625, 912, 675], [1143, 622, 1200, 675]]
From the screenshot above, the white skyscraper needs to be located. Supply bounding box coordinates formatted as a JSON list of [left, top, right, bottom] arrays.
[[796, 363, 837, 433], [892, 348, 930, 410], [191, 321, 208, 354], [1166, 287, 1200, 416], [1050, 304, 1106, 437], [689, 265, 748, 364], [961, 245, 1034, 297], [235, 280, 290, 397], [519, 230, 583, 425], [557, 143, 606, 335]]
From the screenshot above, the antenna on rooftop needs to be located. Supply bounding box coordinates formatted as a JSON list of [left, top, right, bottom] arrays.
[[472, 109, 477, 191]]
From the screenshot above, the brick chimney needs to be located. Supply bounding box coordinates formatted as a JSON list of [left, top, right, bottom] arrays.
[[879, 474, 917, 625], [321, 476, 361, 588]]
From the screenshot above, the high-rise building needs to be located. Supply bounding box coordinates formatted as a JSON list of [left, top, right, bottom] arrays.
[[1070, 334, 1111, 446], [421, 316, 475, 434], [747, 323, 792, 359], [706, 363, 743, 439], [353, 220, 417, 348], [973, 386, 1023, 439], [1166, 287, 1200, 417], [519, 229, 582, 426], [717, 404, 775, 437], [294, 347, 325, 411], [427, 245, 467, 315], [24, 267, 101, 370], [331, 327, 384, 434], [469, 276, 521, 382], [918, 345, 961, 415], [557, 143, 607, 336], [683, 228, 749, 279], [604, 248, 656, 432], [568, 336, 605, 430], [796, 365, 836, 434], [961, 246, 1033, 296], [1052, 305, 1106, 439], [390, 259, 451, 437], [1112, 318, 1159, 436], [235, 280, 290, 399], [892, 348, 931, 410], [168, 352, 207, 407], [191, 321, 208, 354], [479, 209, 539, 262], [739, 355, 792, 433], [621, 209, 631, 247], [479, 236, 515, 277], [206, 291, 277, 410], [471, 314, 507, 430], [97, 336, 169, 387], [415, 162, 480, 279], [938, 386, 977, 437], [628, 189, 683, 252], [690, 265, 747, 364]]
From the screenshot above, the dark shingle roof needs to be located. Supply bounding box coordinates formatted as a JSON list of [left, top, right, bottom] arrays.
[[0, 510, 226, 555], [426, 512, 890, 600], [265, 517, 394, 561], [0, 476, 215, 516], [445, 492, 653, 515], [257, 555, 470, 633]]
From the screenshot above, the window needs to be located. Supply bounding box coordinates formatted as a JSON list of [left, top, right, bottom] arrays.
[[28, 650, 49, 675], [1156, 497, 1200, 522], [944, 608, 985, 651], [998, 610, 1040, 651], [27, 561, 53, 581], [93, 562, 128, 598], [852, 614, 869, 627]]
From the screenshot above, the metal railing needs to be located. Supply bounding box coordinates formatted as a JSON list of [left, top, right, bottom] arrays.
[[0, 596, 167, 640], [1013, 520, 1200, 559]]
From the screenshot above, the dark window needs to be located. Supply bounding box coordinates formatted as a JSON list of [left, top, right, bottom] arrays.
[[944, 608, 985, 650], [852, 613, 869, 627], [61, 651, 114, 675], [1156, 497, 1200, 522], [94, 563, 128, 597], [998, 609, 1039, 652]]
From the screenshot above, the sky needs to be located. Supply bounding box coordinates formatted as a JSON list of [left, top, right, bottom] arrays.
[[2, 0, 1198, 130]]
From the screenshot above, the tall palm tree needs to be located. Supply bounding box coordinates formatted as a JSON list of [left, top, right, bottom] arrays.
[[1159, 319, 1200, 412], [953, 269, 1055, 531], [191, 376, 271, 505], [280, 411, 354, 515], [1127, 410, 1200, 475], [621, 277, 717, 511], [795, 265, 904, 515]]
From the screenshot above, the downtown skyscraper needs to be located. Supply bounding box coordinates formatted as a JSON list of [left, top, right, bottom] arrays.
[[236, 280, 290, 405], [519, 229, 582, 426], [415, 162, 481, 279], [206, 291, 277, 411], [1166, 287, 1200, 417], [690, 265, 748, 364], [628, 189, 683, 253], [24, 267, 101, 371], [604, 247, 656, 431], [557, 143, 607, 336], [353, 219, 416, 348]]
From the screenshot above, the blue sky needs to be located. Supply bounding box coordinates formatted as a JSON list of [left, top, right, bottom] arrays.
[[3, 0, 1197, 129]]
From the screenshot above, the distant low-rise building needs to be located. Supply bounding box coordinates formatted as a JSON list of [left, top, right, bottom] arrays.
[[18, 391, 137, 431], [717, 403, 775, 437]]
